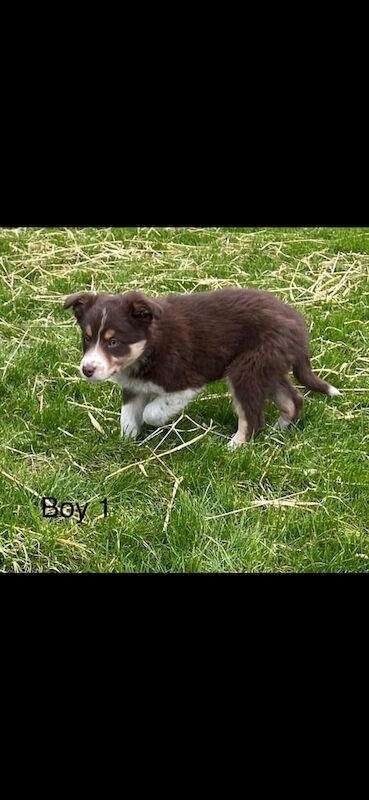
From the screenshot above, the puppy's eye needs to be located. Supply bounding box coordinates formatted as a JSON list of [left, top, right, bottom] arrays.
[[107, 338, 119, 348], [84, 334, 91, 344]]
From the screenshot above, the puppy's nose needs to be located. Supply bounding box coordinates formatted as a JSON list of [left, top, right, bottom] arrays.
[[82, 364, 96, 377]]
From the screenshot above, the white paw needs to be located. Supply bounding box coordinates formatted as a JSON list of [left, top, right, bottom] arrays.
[[120, 407, 141, 439], [273, 416, 291, 431], [328, 385, 340, 397], [227, 434, 246, 451], [143, 406, 167, 427], [120, 422, 139, 439]]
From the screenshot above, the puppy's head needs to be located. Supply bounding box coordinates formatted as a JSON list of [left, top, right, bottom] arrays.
[[63, 290, 161, 382]]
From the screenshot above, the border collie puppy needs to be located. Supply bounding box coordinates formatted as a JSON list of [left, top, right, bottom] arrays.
[[63, 288, 340, 449]]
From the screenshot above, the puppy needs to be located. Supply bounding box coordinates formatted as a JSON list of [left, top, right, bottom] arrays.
[[63, 288, 340, 449]]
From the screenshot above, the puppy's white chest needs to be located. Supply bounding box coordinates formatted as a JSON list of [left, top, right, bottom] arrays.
[[110, 370, 165, 396]]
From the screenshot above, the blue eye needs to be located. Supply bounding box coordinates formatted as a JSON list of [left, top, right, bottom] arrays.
[[108, 338, 119, 348], [84, 334, 91, 343]]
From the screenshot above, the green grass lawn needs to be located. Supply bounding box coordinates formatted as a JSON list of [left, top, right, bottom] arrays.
[[1, 226, 368, 572]]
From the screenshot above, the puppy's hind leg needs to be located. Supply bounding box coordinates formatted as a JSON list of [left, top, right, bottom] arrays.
[[273, 377, 303, 430], [227, 399, 254, 451], [227, 368, 266, 450]]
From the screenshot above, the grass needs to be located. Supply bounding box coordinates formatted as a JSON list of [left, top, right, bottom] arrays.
[[0, 226, 369, 573]]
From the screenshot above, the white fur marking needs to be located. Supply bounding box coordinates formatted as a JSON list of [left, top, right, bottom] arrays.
[[120, 394, 148, 439], [143, 389, 201, 427], [227, 388, 249, 449], [110, 372, 161, 395], [80, 343, 111, 381], [97, 307, 107, 346], [328, 385, 340, 396], [227, 412, 248, 450], [227, 434, 247, 451], [274, 416, 291, 430], [80, 308, 112, 381]]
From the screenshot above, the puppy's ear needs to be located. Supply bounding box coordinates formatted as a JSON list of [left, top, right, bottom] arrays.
[[63, 292, 97, 320], [125, 293, 162, 322]]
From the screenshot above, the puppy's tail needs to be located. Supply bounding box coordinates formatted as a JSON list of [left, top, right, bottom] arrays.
[[293, 355, 340, 397]]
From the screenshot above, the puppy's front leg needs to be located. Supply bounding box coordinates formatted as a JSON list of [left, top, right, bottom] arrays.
[[142, 389, 200, 428], [120, 390, 148, 440]]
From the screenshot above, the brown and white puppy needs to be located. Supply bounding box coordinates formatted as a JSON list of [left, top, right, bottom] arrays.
[[63, 288, 340, 449]]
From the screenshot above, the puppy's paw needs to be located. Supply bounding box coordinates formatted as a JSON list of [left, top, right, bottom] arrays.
[[120, 423, 139, 440], [273, 416, 291, 431], [143, 405, 166, 427], [120, 407, 141, 440], [227, 434, 247, 451]]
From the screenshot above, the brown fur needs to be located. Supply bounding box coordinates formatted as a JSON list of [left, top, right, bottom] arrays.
[[64, 288, 337, 442]]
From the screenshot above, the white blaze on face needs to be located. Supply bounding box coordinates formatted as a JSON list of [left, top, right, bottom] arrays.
[[97, 308, 107, 345], [80, 308, 111, 381]]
